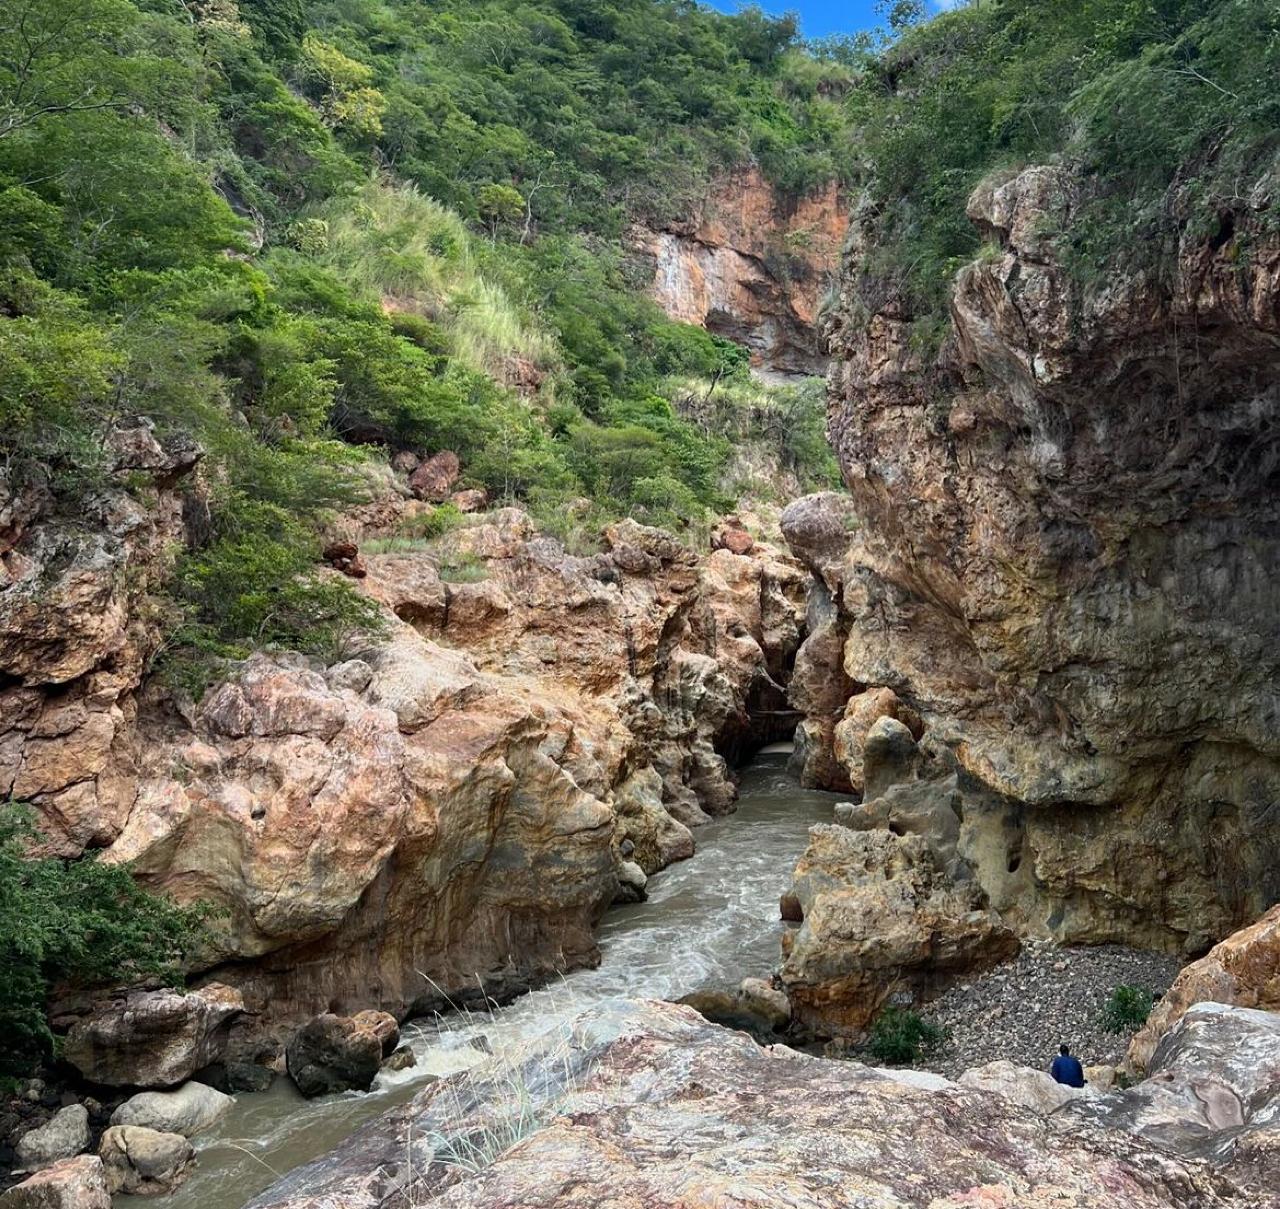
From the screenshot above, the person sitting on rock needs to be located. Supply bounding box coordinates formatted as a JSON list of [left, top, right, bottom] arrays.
[[1050, 1044, 1086, 1088]]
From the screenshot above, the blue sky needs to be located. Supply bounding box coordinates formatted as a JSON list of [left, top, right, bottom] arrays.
[[705, 1, 882, 37]]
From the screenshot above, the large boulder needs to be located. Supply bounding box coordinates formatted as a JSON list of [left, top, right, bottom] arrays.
[[407, 451, 460, 502], [1066, 1003, 1280, 1189], [98, 1127, 194, 1196], [61, 984, 243, 1089], [286, 1015, 384, 1098], [958, 1059, 1086, 1115], [0, 1155, 111, 1209], [14, 1107, 90, 1172], [1130, 903, 1280, 1071], [780, 826, 1018, 1035], [110, 1082, 233, 1138], [244, 999, 1259, 1209]]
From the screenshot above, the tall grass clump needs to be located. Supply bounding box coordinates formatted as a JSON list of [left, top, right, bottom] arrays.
[[306, 181, 557, 380]]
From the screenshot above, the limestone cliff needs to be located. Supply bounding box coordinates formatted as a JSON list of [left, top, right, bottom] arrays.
[[636, 165, 848, 378], [786, 162, 1280, 954]]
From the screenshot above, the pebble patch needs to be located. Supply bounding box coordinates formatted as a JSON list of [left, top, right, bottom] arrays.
[[917, 940, 1183, 1078]]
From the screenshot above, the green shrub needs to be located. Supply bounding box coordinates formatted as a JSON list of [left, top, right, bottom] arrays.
[[0, 804, 211, 1077], [1101, 985, 1155, 1034], [867, 1007, 949, 1066]]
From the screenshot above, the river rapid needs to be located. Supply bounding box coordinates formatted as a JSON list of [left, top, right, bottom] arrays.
[[138, 750, 838, 1209]]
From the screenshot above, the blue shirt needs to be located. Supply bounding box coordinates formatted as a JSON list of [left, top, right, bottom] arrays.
[[1051, 1055, 1085, 1087]]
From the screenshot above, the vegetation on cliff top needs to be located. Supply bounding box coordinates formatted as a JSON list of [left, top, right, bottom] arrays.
[[845, 0, 1280, 323]]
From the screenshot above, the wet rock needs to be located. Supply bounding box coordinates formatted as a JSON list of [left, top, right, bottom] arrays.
[[110, 1083, 232, 1139], [408, 451, 460, 502], [62, 984, 244, 1089], [781, 826, 1018, 1035], [613, 860, 648, 904], [14, 1107, 89, 1172], [244, 999, 1255, 1209], [286, 1015, 384, 1098], [98, 1127, 194, 1196], [383, 1046, 417, 1073], [0, 1155, 111, 1209]]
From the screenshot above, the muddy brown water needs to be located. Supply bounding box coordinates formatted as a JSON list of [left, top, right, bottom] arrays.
[[132, 750, 839, 1209]]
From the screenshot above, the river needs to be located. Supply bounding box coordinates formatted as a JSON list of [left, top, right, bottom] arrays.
[[139, 750, 839, 1209]]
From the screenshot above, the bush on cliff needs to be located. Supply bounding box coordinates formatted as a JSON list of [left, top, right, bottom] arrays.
[[0, 805, 211, 1078]]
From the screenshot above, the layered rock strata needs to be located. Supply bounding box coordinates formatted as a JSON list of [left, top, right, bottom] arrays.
[[786, 161, 1280, 954]]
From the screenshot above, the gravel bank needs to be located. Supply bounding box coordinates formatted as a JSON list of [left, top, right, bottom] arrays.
[[917, 941, 1183, 1079]]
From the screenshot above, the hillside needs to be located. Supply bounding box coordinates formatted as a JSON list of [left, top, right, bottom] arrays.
[[0, 0, 844, 688]]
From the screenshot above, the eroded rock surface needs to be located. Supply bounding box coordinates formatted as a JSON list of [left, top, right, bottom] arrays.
[[780, 824, 1018, 1035], [638, 166, 848, 377], [1131, 903, 1280, 1071], [246, 999, 1263, 1209], [786, 160, 1280, 952], [6, 492, 806, 1067], [0, 1155, 111, 1209]]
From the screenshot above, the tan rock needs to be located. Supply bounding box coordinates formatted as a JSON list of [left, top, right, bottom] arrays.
[[0, 1155, 111, 1209], [62, 984, 243, 1089], [407, 451, 460, 501], [98, 1127, 194, 1196], [1129, 902, 1280, 1072], [781, 826, 1018, 1035], [639, 165, 848, 377], [958, 1059, 1084, 1115]]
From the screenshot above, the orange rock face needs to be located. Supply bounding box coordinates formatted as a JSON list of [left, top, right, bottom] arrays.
[[1129, 904, 1280, 1071], [637, 166, 848, 377]]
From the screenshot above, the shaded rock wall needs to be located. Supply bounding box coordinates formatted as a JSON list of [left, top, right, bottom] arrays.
[[788, 162, 1280, 954], [636, 165, 848, 378]]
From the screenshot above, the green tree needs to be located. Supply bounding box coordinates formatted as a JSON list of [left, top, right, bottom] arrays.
[[0, 805, 211, 1077]]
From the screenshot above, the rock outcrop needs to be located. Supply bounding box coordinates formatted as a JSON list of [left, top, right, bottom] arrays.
[[788, 159, 1280, 952], [6, 489, 806, 1068], [1068, 1002, 1280, 1191], [245, 999, 1267, 1209], [637, 166, 848, 377], [1130, 903, 1280, 1071], [780, 824, 1018, 1035]]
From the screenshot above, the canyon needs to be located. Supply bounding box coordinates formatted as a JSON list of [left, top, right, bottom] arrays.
[[5, 66, 1280, 1209]]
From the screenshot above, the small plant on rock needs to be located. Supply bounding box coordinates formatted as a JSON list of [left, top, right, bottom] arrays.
[[1101, 985, 1154, 1034], [867, 1007, 948, 1066]]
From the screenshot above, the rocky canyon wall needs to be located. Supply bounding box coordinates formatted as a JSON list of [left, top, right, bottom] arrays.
[[784, 163, 1280, 957], [636, 165, 848, 378], [1, 455, 806, 1064]]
